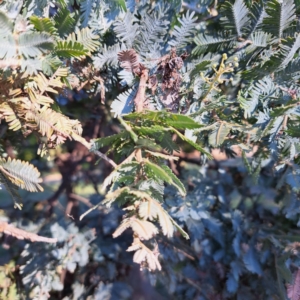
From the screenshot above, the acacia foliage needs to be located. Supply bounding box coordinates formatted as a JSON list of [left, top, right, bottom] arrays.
[[0, 0, 300, 299]]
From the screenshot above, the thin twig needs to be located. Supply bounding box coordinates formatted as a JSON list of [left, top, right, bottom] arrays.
[[93, 150, 117, 168], [69, 193, 93, 208]]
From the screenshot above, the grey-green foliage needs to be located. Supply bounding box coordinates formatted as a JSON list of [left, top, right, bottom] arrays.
[[1, 0, 300, 299]]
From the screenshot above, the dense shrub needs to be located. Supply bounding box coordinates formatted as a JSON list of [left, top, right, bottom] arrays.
[[1, 0, 300, 299]]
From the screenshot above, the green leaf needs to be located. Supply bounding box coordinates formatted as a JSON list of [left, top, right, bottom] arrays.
[[263, 0, 296, 39], [30, 16, 57, 34], [113, 0, 126, 12], [54, 7, 76, 37], [144, 159, 186, 196], [67, 28, 100, 53], [0, 34, 16, 59], [221, 0, 250, 37], [190, 60, 211, 79], [55, 40, 88, 58], [136, 138, 163, 152], [92, 132, 130, 149], [160, 164, 186, 196], [111, 89, 136, 117], [193, 33, 234, 55], [125, 111, 203, 129], [113, 217, 158, 240], [134, 126, 180, 153], [168, 11, 198, 48], [171, 127, 213, 159]]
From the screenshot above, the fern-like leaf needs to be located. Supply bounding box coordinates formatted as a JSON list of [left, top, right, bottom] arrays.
[[80, 0, 98, 28], [67, 28, 100, 53], [26, 106, 82, 141], [280, 35, 300, 67], [0, 103, 22, 131], [111, 88, 136, 117], [54, 7, 76, 37], [139, 198, 174, 238], [112, 217, 158, 240], [246, 0, 264, 36], [263, 0, 296, 39], [29, 16, 57, 34], [169, 11, 197, 48], [94, 43, 126, 69], [144, 159, 186, 196], [18, 32, 54, 58], [0, 172, 21, 208], [127, 238, 161, 271], [0, 158, 43, 192], [136, 13, 169, 55], [118, 49, 140, 74], [221, 0, 250, 37], [55, 40, 88, 58], [193, 33, 234, 55], [114, 12, 139, 47]]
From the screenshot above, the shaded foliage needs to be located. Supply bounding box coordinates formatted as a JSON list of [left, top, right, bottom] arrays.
[[0, 0, 300, 299]]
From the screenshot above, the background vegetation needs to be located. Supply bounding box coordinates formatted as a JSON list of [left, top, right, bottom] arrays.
[[1, 0, 300, 299]]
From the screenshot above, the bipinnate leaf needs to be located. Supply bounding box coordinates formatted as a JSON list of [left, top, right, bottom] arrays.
[[54, 6, 76, 37], [139, 198, 174, 238], [144, 159, 186, 196], [263, 0, 296, 39], [0, 103, 22, 131], [55, 41, 88, 58], [80, 0, 94, 28], [92, 132, 130, 149], [171, 127, 213, 158], [133, 246, 161, 271], [243, 246, 263, 275], [226, 273, 239, 293], [18, 32, 54, 58], [118, 49, 140, 74], [103, 186, 131, 207], [30, 16, 57, 34], [0, 158, 43, 192], [111, 88, 136, 117], [221, 0, 249, 37], [112, 217, 158, 240], [130, 218, 158, 240], [67, 28, 100, 53], [126, 189, 188, 239], [168, 11, 198, 48], [0, 221, 57, 243], [124, 111, 203, 129], [127, 238, 161, 271]]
